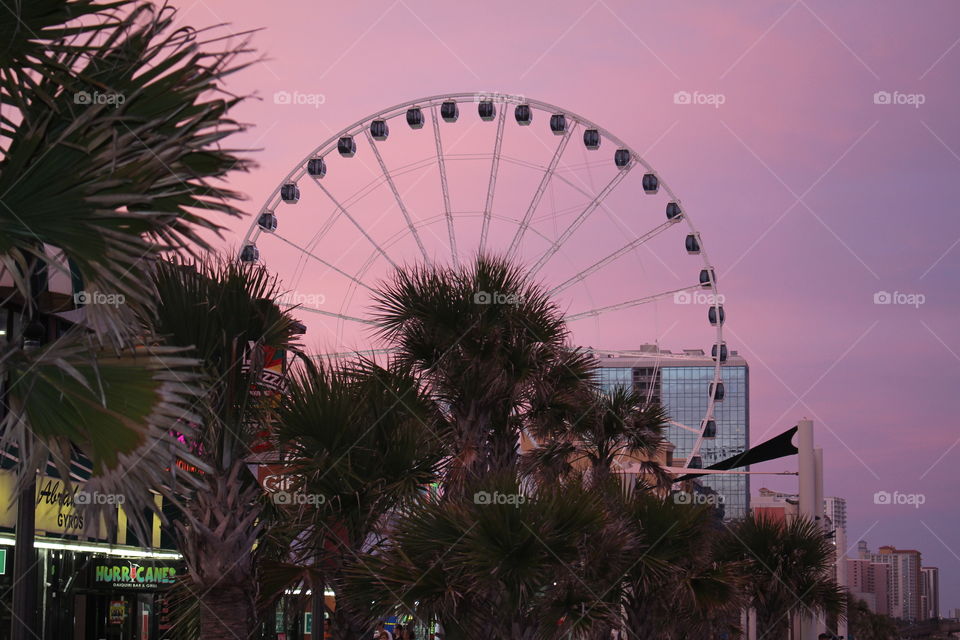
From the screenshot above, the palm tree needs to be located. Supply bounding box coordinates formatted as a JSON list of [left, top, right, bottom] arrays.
[[619, 491, 746, 640], [264, 358, 444, 640], [357, 256, 710, 639], [371, 254, 595, 496], [844, 595, 897, 640], [344, 473, 624, 640], [717, 514, 846, 640], [1, 3, 255, 636], [521, 381, 736, 639], [523, 384, 670, 490], [148, 257, 302, 640]]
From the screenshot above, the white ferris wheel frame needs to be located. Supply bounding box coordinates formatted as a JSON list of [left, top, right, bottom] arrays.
[[239, 92, 726, 468]]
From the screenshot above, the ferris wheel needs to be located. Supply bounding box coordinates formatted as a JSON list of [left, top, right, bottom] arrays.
[[239, 92, 726, 469]]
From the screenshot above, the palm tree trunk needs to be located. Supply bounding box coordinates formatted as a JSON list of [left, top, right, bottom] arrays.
[[624, 600, 658, 639], [585, 624, 614, 640], [756, 611, 789, 640], [174, 462, 263, 639], [200, 585, 256, 640], [329, 601, 368, 640]]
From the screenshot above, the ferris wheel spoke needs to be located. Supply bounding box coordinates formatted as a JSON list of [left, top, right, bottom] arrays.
[[506, 124, 575, 261], [307, 347, 396, 360], [337, 156, 437, 212], [564, 284, 700, 322], [532, 200, 596, 223], [669, 420, 701, 435], [272, 233, 377, 293], [500, 154, 625, 217], [480, 106, 507, 254], [311, 178, 399, 270], [363, 129, 431, 264], [430, 106, 458, 267], [548, 219, 676, 296], [529, 166, 633, 276], [499, 155, 549, 172], [278, 304, 375, 325]]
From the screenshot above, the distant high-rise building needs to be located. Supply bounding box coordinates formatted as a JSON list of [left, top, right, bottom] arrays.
[[824, 496, 847, 534], [750, 489, 843, 533], [921, 567, 940, 620], [847, 558, 890, 616], [859, 542, 924, 621], [596, 346, 749, 518], [750, 487, 797, 523]]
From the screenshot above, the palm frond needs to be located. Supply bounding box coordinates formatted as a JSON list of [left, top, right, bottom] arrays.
[[0, 1, 132, 114], [717, 514, 846, 637], [268, 356, 444, 637], [343, 474, 618, 640], [0, 330, 204, 535], [0, 3, 256, 341], [150, 256, 302, 462]]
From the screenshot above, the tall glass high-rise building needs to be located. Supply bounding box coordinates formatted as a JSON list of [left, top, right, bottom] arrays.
[[595, 345, 750, 519]]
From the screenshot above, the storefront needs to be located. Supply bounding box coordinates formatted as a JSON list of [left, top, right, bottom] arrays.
[[0, 540, 183, 640], [272, 590, 334, 640], [72, 557, 181, 639], [0, 462, 184, 640]]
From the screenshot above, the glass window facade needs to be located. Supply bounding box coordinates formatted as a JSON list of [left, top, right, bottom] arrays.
[[661, 365, 749, 519], [597, 363, 750, 519], [595, 367, 632, 391]]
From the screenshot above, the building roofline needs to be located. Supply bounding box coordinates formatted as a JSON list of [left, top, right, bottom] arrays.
[[593, 352, 748, 367]]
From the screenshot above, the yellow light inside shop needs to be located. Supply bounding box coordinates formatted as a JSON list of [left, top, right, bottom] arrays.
[[0, 535, 181, 560], [284, 587, 337, 596]]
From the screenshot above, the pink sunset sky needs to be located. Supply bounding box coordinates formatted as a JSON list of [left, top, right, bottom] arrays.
[[171, 0, 960, 610]]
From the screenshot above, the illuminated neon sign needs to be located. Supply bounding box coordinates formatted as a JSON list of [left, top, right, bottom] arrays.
[[93, 563, 178, 589]]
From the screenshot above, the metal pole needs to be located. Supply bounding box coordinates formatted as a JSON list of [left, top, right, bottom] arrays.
[[797, 419, 816, 519], [836, 526, 849, 639], [814, 449, 824, 528], [312, 584, 324, 640], [11, 476, 37, 640], [12, 260, 47, 640], [814, 448, 826, 636], [797, 418, 817, 640]]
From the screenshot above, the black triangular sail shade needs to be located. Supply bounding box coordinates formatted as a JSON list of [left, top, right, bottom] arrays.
[[675, 425, 799, 482]]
